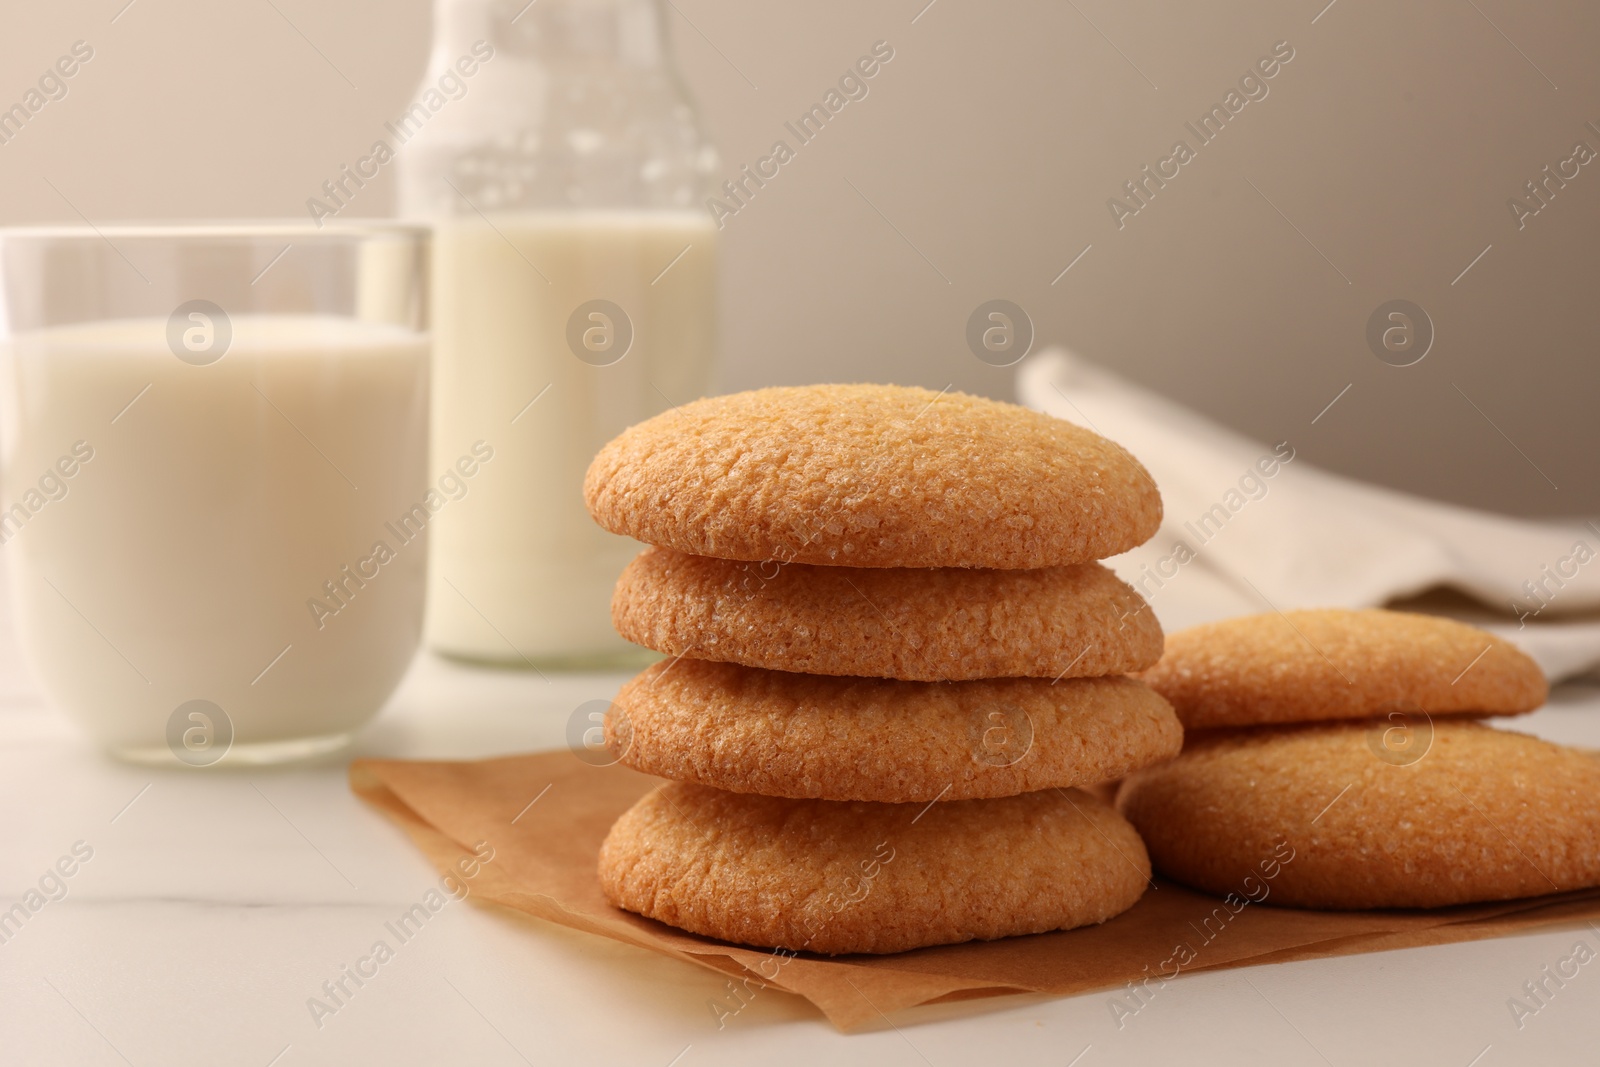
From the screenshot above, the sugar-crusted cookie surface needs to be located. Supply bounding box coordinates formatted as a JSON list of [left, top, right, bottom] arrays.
[[611, 546, 1162, 681], [1140, 609, 1546, 728], [598, 782, 1151, 954], [1117, 720, 1600, 909], [607, 659, 1182, 802], [583, 384, 1161, 569]]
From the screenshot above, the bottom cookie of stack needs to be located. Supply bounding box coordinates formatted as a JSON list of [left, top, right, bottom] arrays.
[[599, 782, 1150, 955]]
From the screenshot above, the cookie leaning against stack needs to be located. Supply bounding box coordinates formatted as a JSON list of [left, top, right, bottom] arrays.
[[1118, 608, 1600, 909], [583, 384, 1180, 954]]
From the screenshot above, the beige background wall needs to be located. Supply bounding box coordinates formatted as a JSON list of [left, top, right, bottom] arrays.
[[2, 0, 1595, 516]]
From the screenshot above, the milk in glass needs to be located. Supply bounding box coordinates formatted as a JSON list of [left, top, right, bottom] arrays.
[[1, 315, 428, 755]]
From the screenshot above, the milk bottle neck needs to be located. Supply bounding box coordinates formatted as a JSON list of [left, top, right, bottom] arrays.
[[432, 0, 672, 69], [403, 0, 715, 214]]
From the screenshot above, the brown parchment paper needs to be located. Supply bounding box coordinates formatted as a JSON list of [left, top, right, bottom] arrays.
[[350, 751, 1600, 1031]]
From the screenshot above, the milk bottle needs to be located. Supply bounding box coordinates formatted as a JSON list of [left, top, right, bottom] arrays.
[[401, 0, 720, 665]]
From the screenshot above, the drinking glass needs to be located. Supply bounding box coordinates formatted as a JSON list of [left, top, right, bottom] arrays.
[[0, 223, 430, 764]]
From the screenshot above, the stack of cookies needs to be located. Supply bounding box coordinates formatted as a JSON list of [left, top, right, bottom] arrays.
[[1121, 609, 1600, 908], [581, 384, 1183, 954]]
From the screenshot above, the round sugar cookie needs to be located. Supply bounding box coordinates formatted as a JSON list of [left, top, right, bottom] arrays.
[[598, 782, 1151, 954], [1140, 609, 1546, 728], [611, 546, 1163, 681], [1117, 720, 1600, 909], [607, 658, 1182, 802], [583, 384, 1161, 569]]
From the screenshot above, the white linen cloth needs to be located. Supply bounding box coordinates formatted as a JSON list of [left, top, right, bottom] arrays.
[[1018, 349, 1600, 682]]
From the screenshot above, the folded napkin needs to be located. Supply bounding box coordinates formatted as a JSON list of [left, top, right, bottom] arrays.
[[1018, 349, 1600, 682]]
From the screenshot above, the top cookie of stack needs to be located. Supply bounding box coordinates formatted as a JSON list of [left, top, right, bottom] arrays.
[[582, 385, 1181, 954], [585, 382, 1161, 571]]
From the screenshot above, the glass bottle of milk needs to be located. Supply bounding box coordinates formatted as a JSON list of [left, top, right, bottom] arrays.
[[400, 0, 718, 666]]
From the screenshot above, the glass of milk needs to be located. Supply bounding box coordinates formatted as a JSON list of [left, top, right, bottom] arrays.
[[399, 0, 719, 667], [0, 223, 430, 764]]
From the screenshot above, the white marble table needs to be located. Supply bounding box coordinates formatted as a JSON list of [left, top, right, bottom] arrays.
[[4, 573, 1599, 1067]]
